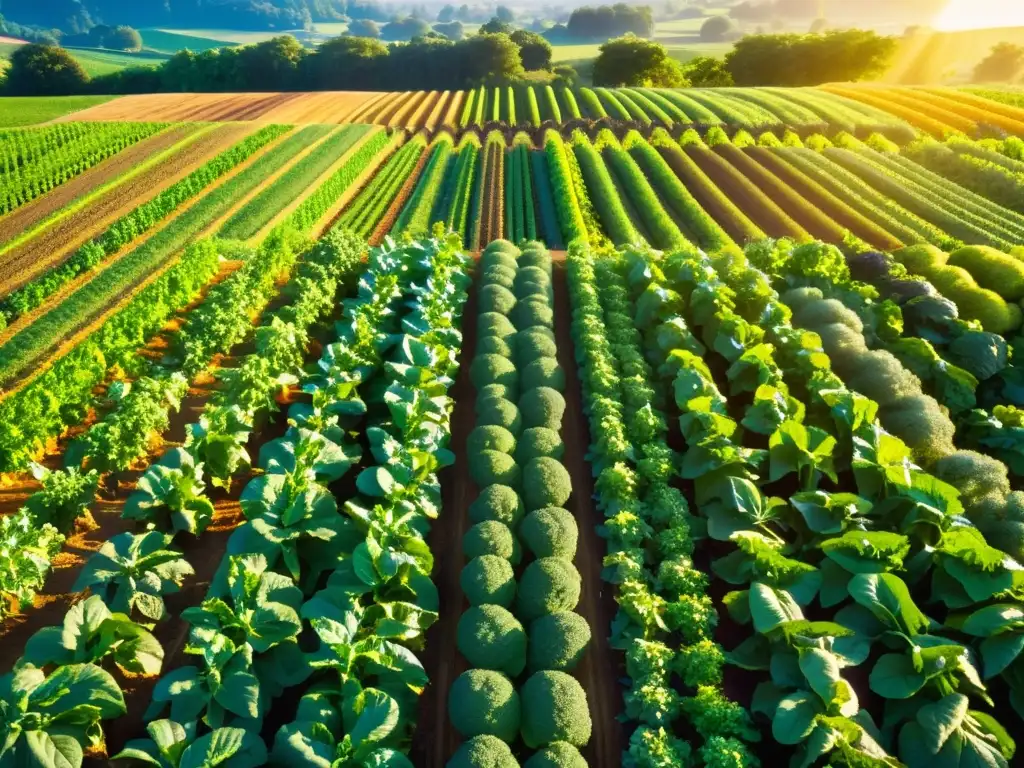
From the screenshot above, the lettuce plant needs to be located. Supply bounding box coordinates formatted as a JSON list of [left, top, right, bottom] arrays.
[[113, 720, 268, 768], [123, 448, 215, 536]]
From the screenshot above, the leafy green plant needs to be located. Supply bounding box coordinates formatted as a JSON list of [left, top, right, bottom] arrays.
[[73, 531, 193, 622], [0, 509, 64, 618], [0, 663, 126, 768], [23, 595, 163, 676], [114, 720, 268, 768], [24, 463, 99, 533], [123, 448, 215, 536]]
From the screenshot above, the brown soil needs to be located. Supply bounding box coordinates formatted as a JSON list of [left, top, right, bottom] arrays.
[[0, 125, 199, 247], [685, 145, 805, 240], [62, 92, 383, 126], [0, 123, 255, 298], [411, 264, 478, 768], [749, 147, 905, 250]]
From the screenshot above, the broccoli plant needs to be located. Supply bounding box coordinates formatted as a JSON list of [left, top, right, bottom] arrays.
[[0, 663, 126, 768], [113, 719, 268, 768], [23, 594, 163, 676], [123, 448, 215, 536], [73, 531, 193, 622]]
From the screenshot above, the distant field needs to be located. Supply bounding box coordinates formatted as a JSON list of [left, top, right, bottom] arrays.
[[141, 28, 236, 53], [887, 25, 1024, 83], [160, 28, 290, 45], [0, 96, 116, 127], [0, 40, 169, 78]]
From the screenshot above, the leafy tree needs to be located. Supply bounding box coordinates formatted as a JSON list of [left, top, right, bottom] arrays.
[[553, 63, 579, 85], [725, 29, 899, 86], [438, 3, 456, 22], [346, 18, 381, 38], [457, 32, 524, 85], [298, 34, 387, 89], [4, 43, 89, 95], [380, 16, 431, 40], [683, 55, 734, 86], [481, 16, 514, 35], [973, 42, 1024, 83], [235, 35, 304, 90], [699, 15, 734, 42], [434, 21, 465, 41], [566, 4, 654, 39], [592, 34, 684, 87], [106, 25, 142, 50], [511, 28, 553, 70]]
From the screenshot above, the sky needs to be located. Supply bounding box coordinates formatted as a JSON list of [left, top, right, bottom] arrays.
[[933, 0, 1024, 31]]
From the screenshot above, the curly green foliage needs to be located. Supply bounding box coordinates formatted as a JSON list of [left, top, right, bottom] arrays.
[[680, 686, 760, 743], [470, 485, 525, 527], [664, 593, 718, 644], [674, 639, 725, 688], [477, 396, 523, 434], [522, 457, 572, 511], [515, 279, 552, 303], [894, 243, 947, 274], [519, 387, 566, 431], [947, 245, 1024, 301], [468, 425, 517, 455], [974, 490, 1024, 563], [515, 427, 565, 464], [842, 350, 922, 407], [929, 265, 1021, 334], [700, 736, 761, 768], [625, 726, 693, 768], [517, 327, 558, 365], [527, 611, 591, 672], [514, 297, 554, 330], [470, 449, 521, 488], [522, 742, 587, 768], [521, 357, 565, 393], [793, 299, 864, 334], [519, 671, 592, 748], [519, 507, 578, 559], [480, 284, 518, 315], [477, 335, 515, 358], [934, 449, 1011, 515], [449, 669, 521, 741], [461, 555, 517, 607], [464, 520, 521, 563], [657, 555, 709, 597], [480, 382, 516, 401], [472, 354, 519, 391], [458, 604, 527, 677], [484, 239, 520, 258], [878, 394, 956, 466], [518, 245, 552, 273], [479, 311, 518, 339], [482, 265, 516, 290], [448, 735, 520, 767], [517, 557, 581, 621]]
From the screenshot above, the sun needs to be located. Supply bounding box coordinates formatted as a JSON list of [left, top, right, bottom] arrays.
[[934, 0, 1024, 31]]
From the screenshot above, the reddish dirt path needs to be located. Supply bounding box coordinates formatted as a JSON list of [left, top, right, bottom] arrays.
[[0, 125, 198, 247], [411, 261, 478, 768], [551, 253, 625, 766]]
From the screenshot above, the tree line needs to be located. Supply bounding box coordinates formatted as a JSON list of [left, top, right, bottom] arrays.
[[1, 32, 565, 96]]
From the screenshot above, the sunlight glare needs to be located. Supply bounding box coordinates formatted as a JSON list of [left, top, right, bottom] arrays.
[[935, 0, 1024, 31]]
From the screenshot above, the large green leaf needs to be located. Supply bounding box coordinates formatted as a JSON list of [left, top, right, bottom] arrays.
[[870, 654, 926, 700], [898, 693, 1014, 768], [178, 728, 267, 768], [21, 731, 83, 768], [749, 582, 803, 634], [773, 691, 822, 745], [848, 573, 930, 636]]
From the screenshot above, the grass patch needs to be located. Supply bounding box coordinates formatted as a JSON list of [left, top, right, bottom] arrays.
[[0, 96, 117, 127], [140, 28, 236, 53]]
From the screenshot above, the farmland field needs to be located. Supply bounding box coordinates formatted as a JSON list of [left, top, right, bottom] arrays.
[[3, 85, 1024, 768]]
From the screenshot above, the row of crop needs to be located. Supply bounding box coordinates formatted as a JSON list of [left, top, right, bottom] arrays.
[[335, 133, 423, 238], [218, 124, 371, 240], [905, 135, 1024, 214], [449, 240, 592, 766], [441, 133, 481, 249], [628, 240, 1023, 766], [0, 121, 166, 216], [0, 121, 96, 171], [393, 132, 455, 238], [505, 138, 538, 243], [5, 233, 470, 767], [566, 240, 756, 768], [2, 229, 374, 766], [471, 132, 505, 249], [0, 123, 292, 328], [570, 130, 641, 246], [0, 122, 304, 389], [528, 144, 562, 249]]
